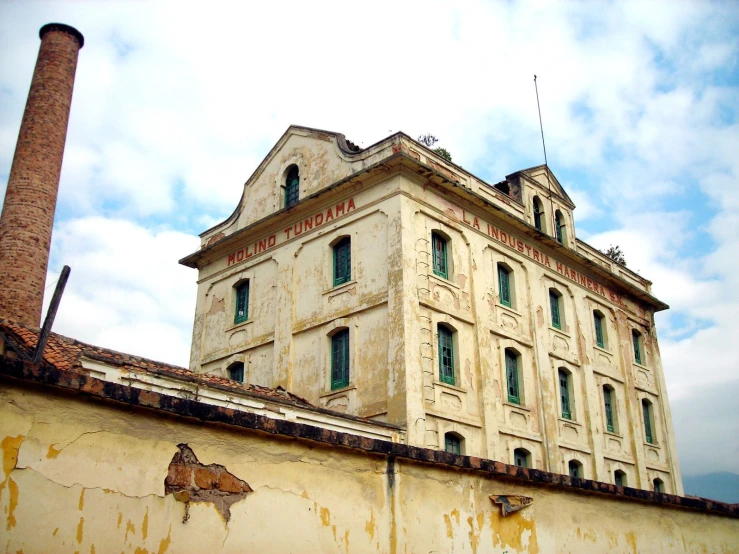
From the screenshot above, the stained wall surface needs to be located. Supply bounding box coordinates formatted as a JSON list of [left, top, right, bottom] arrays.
[[183, 128, 682, 496], [0, 381, 736, 554]]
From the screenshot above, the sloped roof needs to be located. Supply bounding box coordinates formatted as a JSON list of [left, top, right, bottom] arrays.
[[0, 319, 315, 409]]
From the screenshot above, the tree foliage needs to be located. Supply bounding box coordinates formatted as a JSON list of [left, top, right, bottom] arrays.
[[601, 245, 627, 266], [417, 134, 453, 162]]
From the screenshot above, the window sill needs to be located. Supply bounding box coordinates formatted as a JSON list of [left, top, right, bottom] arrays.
[[320, 385, 357, 398], [503, 401, 530, 412], [593, 345, 611, 355], [548, 325, 571, 338], [644, 441, 660, 449], [633, 361, 650, 371], [559, 417, 581, 427], [497, 302, 522, 317], [604, 430, 623, 439], [226, 319, 254, 332], [433, 380, 466, 394], [429, 273, 459, 290], [323, 280, 357, 295]]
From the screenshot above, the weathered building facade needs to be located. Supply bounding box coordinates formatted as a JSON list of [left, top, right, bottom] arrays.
[[181, 126, 682, 496]]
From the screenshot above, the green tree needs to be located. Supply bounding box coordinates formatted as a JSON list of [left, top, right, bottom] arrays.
[[601, 245, 627, 266], [417, 134, 453, 162]]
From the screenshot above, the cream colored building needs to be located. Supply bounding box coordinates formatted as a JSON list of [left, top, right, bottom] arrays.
[[180, 126, 682, 496]]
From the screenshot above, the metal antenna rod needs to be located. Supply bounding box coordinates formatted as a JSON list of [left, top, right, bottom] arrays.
[[534, 75, 548, 167], [33, 265, 71, 364]]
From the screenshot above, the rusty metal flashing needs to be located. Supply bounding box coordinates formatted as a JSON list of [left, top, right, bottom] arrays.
[[1, 356, 735, 518]]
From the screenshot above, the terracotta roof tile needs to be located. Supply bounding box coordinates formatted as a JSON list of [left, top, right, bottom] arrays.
[[0, 319, 315, 408]]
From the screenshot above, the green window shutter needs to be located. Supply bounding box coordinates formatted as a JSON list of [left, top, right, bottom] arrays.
[[228, 363, 244, 383], [594, 313, 605, 348], [533, 202, 543, 231], [559, 370, 571, 419], [285, 166, 299, 208], [506, 350, 520, 404], [498, 265, 511, 307], [555, 213, 564, 244], [604, 388, 614, 433], [549, 291, 561, 329], [333, 237, 351, 286], [642, 400, 654, 444], [432, 233, 448, 279], [234, 282, 249, 324], [514, 450, 528, 468], [632, 330, 642, 364], [445, 434, 461, 455], [331, 329, 350, 390], [438, 326, 454, 385]]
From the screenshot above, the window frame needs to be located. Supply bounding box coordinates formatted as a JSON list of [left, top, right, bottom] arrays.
[[227, 361, 244, 383], [438, 324, 455, 385], [284, 165, 300, 208], [497, 263, 513, 308], [533, 196, 544, 232], [642, 399, 655, 444], [332, 236, 352, 286], [614, 470, 626, 487], [653, 478, 664, 493], [234, 281, 250, 324], [444, 433, 462, 455], [331, 328, 350, 390], [603, 385, 616, 433], [559, 369, 572, 420], [568, 460, 582, 478], [505, 348, 521, 404], [431, 232, 449, 279], [513, 448, 530, 468], [555, 210, 565, 245], [549, 289, 563, 330], [594, 311, 606, 349], [632, 329, 643, 364]]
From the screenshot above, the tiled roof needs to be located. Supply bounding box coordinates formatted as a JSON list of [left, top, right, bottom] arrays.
[[0, 319, 315, 408]]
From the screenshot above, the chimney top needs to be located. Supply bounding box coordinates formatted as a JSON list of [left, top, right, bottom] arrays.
[[40, 23, 84, 48]]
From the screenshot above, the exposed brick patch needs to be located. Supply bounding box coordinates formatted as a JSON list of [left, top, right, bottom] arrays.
[[1, 356, 737, 519], [165, 444, 252, 522]]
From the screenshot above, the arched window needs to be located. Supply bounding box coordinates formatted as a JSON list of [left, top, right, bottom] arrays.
[[594, 310, 607, 348], [632, 329, 643, 364], [614, 470, 627, 487], [642, 399, 655, 444], [497, 263, 514, 308], [438, 324, 455, 385], [603, 385, 617, 433], [285, 165, 300, 208], [331, 329, 350, 390], [333, 237, 351, 286], [653, 478, 664, 493], [514, 448, 531, 468], [444, 432, 463, 455], [431, 232, 448, 279], [568, 460, 582, 478], [549, 288, 563, 330], [505, 348, 521, 404], [228, 361, 244, 383], [532, 196, 544, 232], [234, 281, 249, 324], [559, 369, 572, 420], [555, 210, 566, 244]]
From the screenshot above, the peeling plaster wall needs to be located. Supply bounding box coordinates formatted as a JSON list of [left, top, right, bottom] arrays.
[[1, 383, 736, 554]]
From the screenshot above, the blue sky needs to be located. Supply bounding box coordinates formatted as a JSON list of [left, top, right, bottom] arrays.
[[1, 0, 737, 478]]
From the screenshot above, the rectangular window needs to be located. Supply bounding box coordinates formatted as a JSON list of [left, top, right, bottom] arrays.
[[333, 237, 351, 286], [331, 329, 350, 390], [234, 282, 249, 324], [533, 205, 543, 231], [506, 350, 520, 404], [594, 313, 605, 348], [549, 291, 561, 329], [498, 265, 511, 307], [633, 330, 642, 364], [432, 233, 448, 279], [438, 326, 454, 385], [559, 370, 571, 420], [445, 434, 461, 454], [615, 472, 624, 487], [604, 388, 615, 433], [643, 401, 654, 444], [514, 450, 528, 468]]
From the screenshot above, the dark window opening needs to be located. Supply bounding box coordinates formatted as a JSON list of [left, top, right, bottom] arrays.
[[285, 165, 300, 208]]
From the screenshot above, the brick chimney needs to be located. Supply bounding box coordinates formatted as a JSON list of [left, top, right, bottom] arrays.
[[0, 23, 84, 326]]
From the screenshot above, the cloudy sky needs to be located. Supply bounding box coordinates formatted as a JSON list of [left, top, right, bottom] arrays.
[[1, 1, 737, 478]]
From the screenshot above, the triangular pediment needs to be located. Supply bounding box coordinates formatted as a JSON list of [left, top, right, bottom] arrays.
[[508, 165, 575, 209]]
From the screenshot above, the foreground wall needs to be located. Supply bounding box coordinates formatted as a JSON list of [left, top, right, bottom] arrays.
[[0, 368, 736, 553]]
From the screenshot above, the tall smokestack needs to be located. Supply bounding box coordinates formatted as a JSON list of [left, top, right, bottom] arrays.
[[0, 23, 84, 327]]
